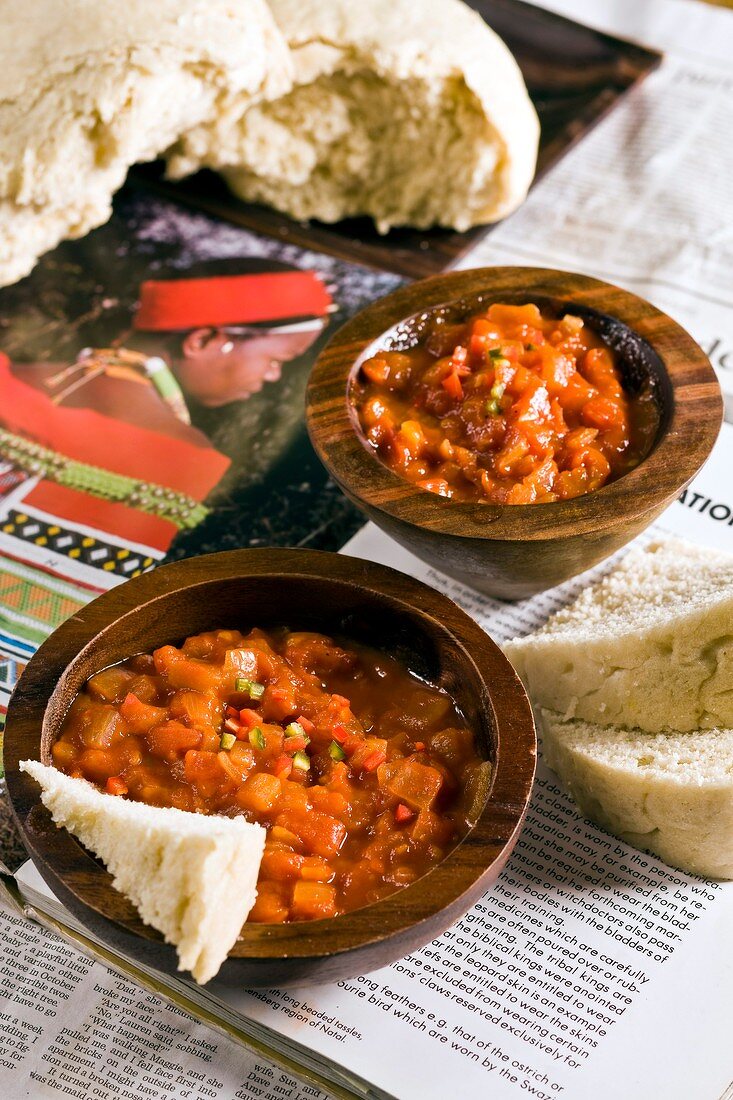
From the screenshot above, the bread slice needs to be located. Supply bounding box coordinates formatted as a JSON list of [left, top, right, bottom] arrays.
[[170, 0, 539, 232], [541, 711, 733, 879], [20, 761, 266, 983], [504, 539, 733, 734], [0, 0, 291, 286]]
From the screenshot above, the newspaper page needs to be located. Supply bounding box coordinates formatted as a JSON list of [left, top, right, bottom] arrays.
[[465, 0, 733, 420], [10, 424, 733, 1100]]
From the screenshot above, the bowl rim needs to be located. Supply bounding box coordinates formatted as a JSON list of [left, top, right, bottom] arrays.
[[306, 266, 723, 541], [3, 547, 536, 964]]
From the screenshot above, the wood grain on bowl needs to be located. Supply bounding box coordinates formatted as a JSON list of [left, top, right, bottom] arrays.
[[4, 549, 535, 987], [307, 267, 723, 599]]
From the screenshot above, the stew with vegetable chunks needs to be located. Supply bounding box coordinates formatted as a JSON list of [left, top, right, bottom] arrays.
[[353, 302, 659, 504], [53, 628, 488, 922]]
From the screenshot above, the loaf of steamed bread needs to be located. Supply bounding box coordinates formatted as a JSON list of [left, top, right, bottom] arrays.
[[541, 712, 733, 879], [504, 539, 733, 734], [174, 0, 540, 232], [21, 761, 266, 983], [0, 0, 291, 287]]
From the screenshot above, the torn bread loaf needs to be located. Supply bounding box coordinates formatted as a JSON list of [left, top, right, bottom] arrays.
[[0, 0, 291, 287], [21, 760, 266, 983], [541, 712, 733, 879], [171, 0, 539, 232], [504, 539, 733, 734]]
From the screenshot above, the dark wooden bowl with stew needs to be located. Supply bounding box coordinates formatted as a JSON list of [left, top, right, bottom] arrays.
[[307, 267, 722, 599], [4, 548, 535, 987]]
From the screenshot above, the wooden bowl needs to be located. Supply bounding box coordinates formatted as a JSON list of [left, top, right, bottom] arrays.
[[307, 267, 723, 599], [4, 548, 535, 987]]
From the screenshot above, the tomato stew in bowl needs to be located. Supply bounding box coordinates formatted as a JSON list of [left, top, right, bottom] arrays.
[[307, 267, 722, 598], [354, 301, 659, 505], [53, 626, 489, 923], [5, 549, 535, 986]]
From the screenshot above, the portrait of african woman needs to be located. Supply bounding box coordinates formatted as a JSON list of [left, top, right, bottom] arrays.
[[0, 188, 403, 581]]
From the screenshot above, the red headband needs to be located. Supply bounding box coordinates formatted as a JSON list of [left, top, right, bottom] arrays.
[[134, 272, 333, 332]]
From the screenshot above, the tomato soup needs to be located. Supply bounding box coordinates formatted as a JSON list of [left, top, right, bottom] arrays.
[[353, 302, 659, 504], [52, 628, 488, 922]]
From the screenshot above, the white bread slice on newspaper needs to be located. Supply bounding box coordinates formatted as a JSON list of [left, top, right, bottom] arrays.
[[171, 0, 539, 232], [540, 711, 733, 879], [20, 761, 265, 983], [0, 0, 290, 287], [504, 539, 733, 734]]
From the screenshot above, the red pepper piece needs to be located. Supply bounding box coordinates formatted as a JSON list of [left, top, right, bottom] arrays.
[[239, 708, 261, 729], [362, 748, 387, 772], [394, 803, 415, 824], [332, 723, 350, 745], [442, 371, 463, 400], [297, 715, 315, 735], [414, 741, 426, 752], [273, 753, 293, 779]]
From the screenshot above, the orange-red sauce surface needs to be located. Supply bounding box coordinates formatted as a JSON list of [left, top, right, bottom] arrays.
[[354, 302, 659, 504], [53, 629, 488, 922]]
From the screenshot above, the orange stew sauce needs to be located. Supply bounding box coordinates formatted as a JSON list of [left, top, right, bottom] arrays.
[[354, 302, 659, 504], [53, 629, 488, 922]]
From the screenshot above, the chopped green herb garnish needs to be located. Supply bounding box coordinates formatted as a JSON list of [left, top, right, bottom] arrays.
[[292, 750, 311, 771], [485, 398, 501, 417], [329, 740, 346, 762], [489, 347, 504, 360], [248, 726, 266, 750], [525, 343, 537, 351], [235, 678, 265, 699], [490, 382, 506, 401], [285, 721, 309, 743], [220, 732, 237, 751]]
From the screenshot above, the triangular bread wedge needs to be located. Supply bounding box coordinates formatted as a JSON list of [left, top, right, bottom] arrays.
[[169, 0, 539, 232], [540, 711, 733, 879], [504, 539, 733, 734], [21, 761, 266, 983]]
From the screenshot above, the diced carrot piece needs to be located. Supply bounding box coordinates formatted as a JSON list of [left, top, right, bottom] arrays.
[[394, 802, 415, 824], [51, 741, 79, 770], [120, 693, 169, 734], [236, 771, 282, 814], [291, 881, 337, 920], [147, 721, 202, 762], [331, 695, 351, 709], [275, 809, 346, 858], [299, 857, 333, 883], [262, 684, 297, 722], [170, 689, 219, 732], [248, 882, 290, 924], [105, 776, 128, 797], [261, 848, 303, 881], [350, 738, 388, 772], [184, 749, 227, 798]]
